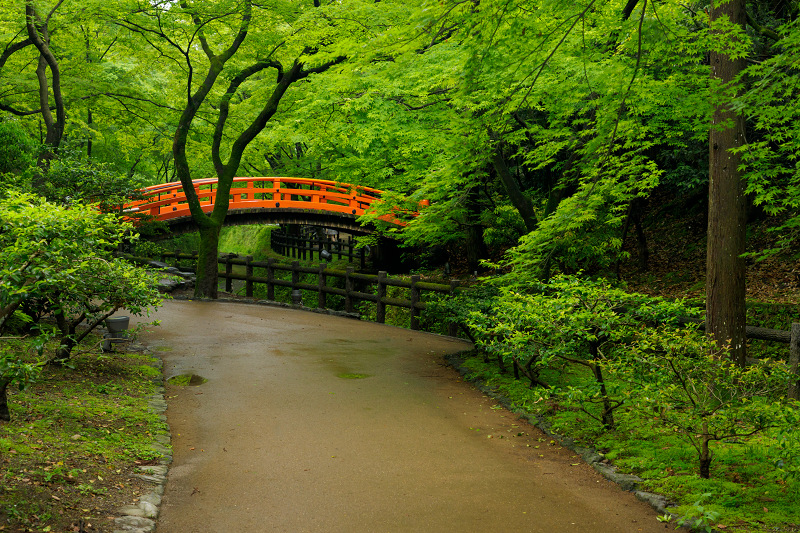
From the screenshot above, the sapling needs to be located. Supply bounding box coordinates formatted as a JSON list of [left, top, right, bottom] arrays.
[[619, 327, 791, 478]]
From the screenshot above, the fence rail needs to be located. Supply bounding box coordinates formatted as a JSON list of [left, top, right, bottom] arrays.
[[159, 251, 461, 333], [270, 231, 367, 268]]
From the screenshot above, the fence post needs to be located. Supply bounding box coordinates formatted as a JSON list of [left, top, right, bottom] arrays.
[[301, 236, 307, 261], [245, 255, 254, 298], [345, 266, 354, 313], [447, 280, 460, 337], [224, 254, 233, 293], [410, 275, 421, 330], [291, 261, 300, 288], [348, 237, 354, 264], [291, 261, 301, 305], [789, 323, 800, 400], [318, 263, 327, 309], [266, 258, 275, 301], [376, 271, 387, 324]]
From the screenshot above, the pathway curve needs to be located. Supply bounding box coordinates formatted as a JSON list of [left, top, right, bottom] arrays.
[[132, 300, 668, 533]]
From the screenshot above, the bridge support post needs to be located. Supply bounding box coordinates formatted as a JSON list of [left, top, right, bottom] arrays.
[[376, 271, 387, 324], [410, 275, 421, 330]]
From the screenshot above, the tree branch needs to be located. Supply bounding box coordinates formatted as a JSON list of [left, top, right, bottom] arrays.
[[0, 37, 33, 72], [212, 60, 283, 174]]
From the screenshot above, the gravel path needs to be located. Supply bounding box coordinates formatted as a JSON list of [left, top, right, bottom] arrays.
[[131, 299, 668, 533]]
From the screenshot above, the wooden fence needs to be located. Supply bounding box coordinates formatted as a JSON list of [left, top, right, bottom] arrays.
[[270, 231, 367, 268], [160, 251, 460, 333]]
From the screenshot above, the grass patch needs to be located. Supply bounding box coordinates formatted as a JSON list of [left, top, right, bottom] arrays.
[[0, 335, 169, 532]]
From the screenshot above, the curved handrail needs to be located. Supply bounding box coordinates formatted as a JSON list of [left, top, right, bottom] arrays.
[[123, 177, 417, 225]]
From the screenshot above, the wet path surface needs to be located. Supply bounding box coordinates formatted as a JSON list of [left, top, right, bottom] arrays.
[[133, 300, 667, 533]]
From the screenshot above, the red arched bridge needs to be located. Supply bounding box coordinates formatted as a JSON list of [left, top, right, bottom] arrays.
[[123, 177, 424, 234]]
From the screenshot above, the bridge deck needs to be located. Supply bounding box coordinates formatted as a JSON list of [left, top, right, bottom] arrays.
[[124, 177, 412, 227]]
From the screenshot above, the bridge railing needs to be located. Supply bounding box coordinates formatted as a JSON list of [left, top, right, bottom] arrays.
[[160, 251, 461, 334], [124, 177, 399, 223]]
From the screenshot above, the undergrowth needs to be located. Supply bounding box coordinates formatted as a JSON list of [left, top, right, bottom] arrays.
[[0, 334, 169, 532], [458, 346, 800, 532]]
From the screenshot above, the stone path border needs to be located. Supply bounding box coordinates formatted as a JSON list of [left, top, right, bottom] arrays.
[[112, 352, 172, 533]]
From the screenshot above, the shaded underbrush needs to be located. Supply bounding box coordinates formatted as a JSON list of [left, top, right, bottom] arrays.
[[0, 336, 169, 532]]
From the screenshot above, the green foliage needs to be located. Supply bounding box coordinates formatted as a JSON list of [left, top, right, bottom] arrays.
[[40, 152, 147, 213], [0, 192, 126, 327], [440, 273, 797, 482], [0, 192, 162, 366], [617, 326, 791, 478], [673, 493, 721, 533], [733, 18, 800, 260], [0, 119, 36, 175], [0, 340, 44, 400]]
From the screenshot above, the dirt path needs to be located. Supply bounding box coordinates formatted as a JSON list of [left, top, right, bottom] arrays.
[[132, 300, 668, 533]]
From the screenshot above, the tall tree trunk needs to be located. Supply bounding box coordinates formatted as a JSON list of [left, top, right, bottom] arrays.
[[491, 144, 537, 232], [0, 378, 10, 421], [707, 0, 748, 367], [465, 187, 487, 273], [26, 2, 65, 184], [195, 224, 222, 298]]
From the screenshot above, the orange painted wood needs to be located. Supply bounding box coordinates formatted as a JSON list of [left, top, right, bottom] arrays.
[[122, 177, 408, 224]]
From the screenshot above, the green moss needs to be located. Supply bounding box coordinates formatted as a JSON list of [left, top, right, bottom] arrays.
[[337, 372, 370, 379], [167, 373, 207, 386]]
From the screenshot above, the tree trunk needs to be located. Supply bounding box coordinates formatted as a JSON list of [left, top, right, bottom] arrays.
[[465, 187, 487, 273], [491, 144, 537, 232], [195, 224, 222, 298], [51, 336, 76, 364], [0, 378, 10, 421], [590, 340, 615, 430], [26, 2, 65, 180], [706, 0, 748, 367], [699, 421, 713, 479]]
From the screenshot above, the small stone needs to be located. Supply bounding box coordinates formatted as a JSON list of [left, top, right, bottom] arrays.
[[114, 515, 155, 531], [152, 443, 171, 455], [117, 506, 147, 518], [140, 491, 162, 507], [133, 474, 164, 484], [581, 451, 604, 464], [635, 491, 670, 513], [138, 465, 168, 476], [137, 500, 159, 518], [70, 434, 81, 441]]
